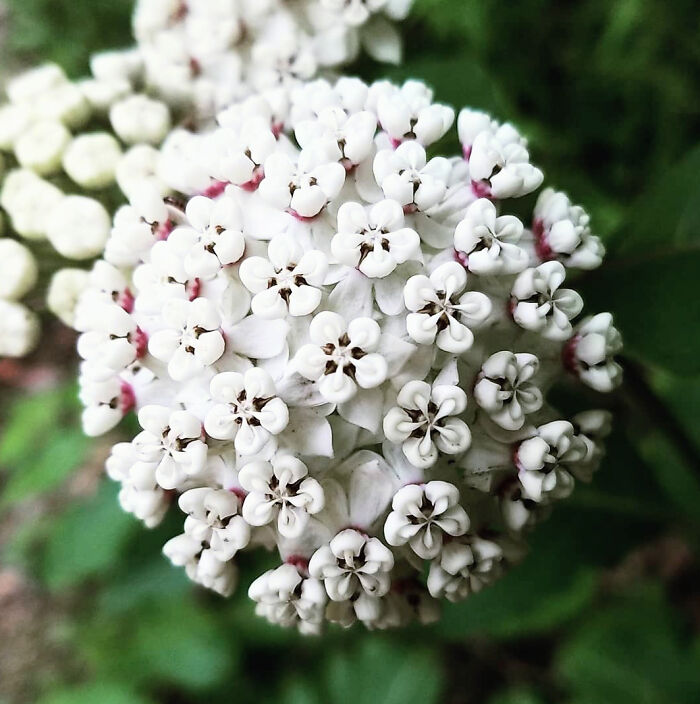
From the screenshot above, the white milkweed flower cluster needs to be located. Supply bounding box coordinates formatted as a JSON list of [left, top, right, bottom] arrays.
[[76, 76, 621, 633], [0, 0, 412, 359]]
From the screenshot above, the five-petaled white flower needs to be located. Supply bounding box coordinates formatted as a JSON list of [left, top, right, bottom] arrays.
[[511, 261, 583, 340], [309, 528, 394, 601], [132, 405, 207, 491], [248, 563, 327, 635], [384, 481, 469, 559], [294, 311, 388, 404], [515, 420, 587, 502], [259, 149, 345, 218], [204, 368, 289, 454], [239, 235, 328, 318], [404, 261, 492, 353], [373, 141, 451, 212], [454, 198, 528, 275], [148, 297, 225, 380], [331, 199, 421, 278], [474, 351, 543, 431], [426, 536, 503, 601], [238, 455, 325, 538], [565, 313, 623, 392], [167, 195, 245, 280], [384, 380, 471, 468]]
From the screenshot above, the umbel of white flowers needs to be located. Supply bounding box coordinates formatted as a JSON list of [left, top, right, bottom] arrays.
[[74, 76, 621, 632], [0, 0, 412, 357]]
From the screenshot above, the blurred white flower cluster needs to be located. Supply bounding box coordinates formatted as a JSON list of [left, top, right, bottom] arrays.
[[0, 0, 411, 357], [72, 76, 622, 632]]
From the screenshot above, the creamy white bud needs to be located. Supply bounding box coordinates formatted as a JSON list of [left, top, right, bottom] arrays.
[[0, 300, 40, 357], [46, 196, 111, 260], [14, 120, 71, 175], [110, 94, 171, 145], [47, 268, 90, 326], [0, 239, 38, 300], [62, 133, 123, 189]]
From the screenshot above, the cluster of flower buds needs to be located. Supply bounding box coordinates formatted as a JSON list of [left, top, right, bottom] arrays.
[[76, 76, 621, 632], [0, 0, 411, 359]]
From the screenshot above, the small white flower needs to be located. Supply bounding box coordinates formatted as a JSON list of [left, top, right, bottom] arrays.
[[384, 380, 471, 468], [239, 236, 328, 318], [565, 313, 623, 392], [149, 297, 225, 380], [133, 405, 207, 490], [295, 311, 388, 404], [79, 372, 134, 437], [77, 303, 146, 376], [404, 261, 492, 353], [204, 368, 289, 454], [376, 79, 454, 147], [533, 188, 604, 270], [164, 531, 239, 597], [466, 118, 543, 199], [373, 140, 451, 212], [474, 351, 543, 431], [515, 420, 587, 502], [309, 528, 394, 601], [62, 133, 122, 189], [0, 239, 38, 301], [239, 455, 325, 538], [295, 105, 377, 167], [427, 537, 503, 601], [454, 198, 528, 275], [46, 195, 111, 260], [106, 442, 169, 528], [179, 487, 251, 560], [332, 199, 420, 277], [384, 481, 469, 559], [0, 300, 40, 358], [207, 118, 277, 187], [511, 261, 583, 340], [259, 149, 346, 218], [169, 195, 245, 280], [248, 563, 327, 634], [115, 144, 169, 200]]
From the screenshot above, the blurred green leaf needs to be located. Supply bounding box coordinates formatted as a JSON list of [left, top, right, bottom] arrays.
[[324, 639, 444, 704], [579, 251, 700, 374], [35, 682, 154, 704], [556, 583, 700, 704], [40, 481, 138, 590], [489, 690, 546, 704], [0, 385, 74, 467], [0, 429, 89, 507]]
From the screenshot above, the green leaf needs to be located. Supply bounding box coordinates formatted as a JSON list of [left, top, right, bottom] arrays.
[[489, 690, 546, 704], [0, 429, 89, 507], [35, 682, 154, 704], [610, 146, 700, 255], [578, 250, 700, 374], [556, 583, 700, 704], [40, 480, 138, 590], [0, 385, 75, 468], [324, 639, 444, 704]]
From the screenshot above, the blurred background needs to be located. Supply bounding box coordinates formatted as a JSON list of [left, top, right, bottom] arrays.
[[1, 1, 699, 702]]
